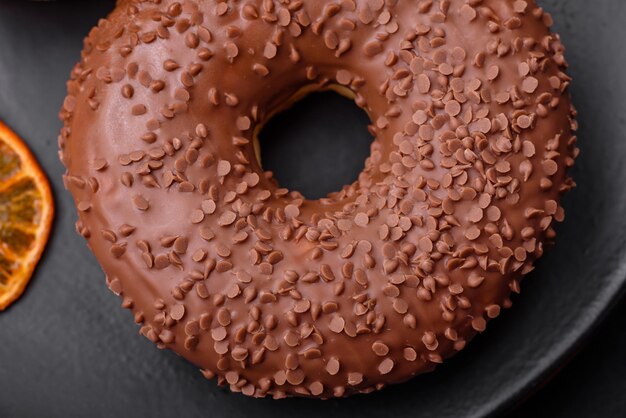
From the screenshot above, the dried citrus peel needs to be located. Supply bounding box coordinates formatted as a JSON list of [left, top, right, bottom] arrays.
[[0, 120, 54, 310]]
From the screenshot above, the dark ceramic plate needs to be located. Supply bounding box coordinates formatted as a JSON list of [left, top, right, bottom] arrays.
[[1, 1, 625, 417]]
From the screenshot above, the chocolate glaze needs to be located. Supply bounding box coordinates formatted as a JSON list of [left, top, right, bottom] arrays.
[[59, 0, 578, 398]]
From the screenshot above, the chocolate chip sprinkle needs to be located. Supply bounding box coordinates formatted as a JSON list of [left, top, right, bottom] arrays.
[[132, 194, 149, 211]]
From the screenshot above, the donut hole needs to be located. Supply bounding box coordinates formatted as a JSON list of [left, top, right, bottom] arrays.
[[256, 90, 373, 200]]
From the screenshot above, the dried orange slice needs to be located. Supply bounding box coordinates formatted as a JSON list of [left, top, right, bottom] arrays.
[[0, 120, 53, 310]]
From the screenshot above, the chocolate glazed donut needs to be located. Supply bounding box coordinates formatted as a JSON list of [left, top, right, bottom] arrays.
[[59, 0, 578, 398]]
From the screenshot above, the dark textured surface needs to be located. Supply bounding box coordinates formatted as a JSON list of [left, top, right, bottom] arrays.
[[0, 1, 624, 417], [511, 297, 626, 418], [259, 91, 373, 200]]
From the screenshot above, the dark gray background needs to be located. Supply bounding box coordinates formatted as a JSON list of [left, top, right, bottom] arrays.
[[0, 1, 625, 417]]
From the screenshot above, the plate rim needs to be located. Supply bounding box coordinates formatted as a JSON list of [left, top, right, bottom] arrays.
[[483, 264, 626, 417]]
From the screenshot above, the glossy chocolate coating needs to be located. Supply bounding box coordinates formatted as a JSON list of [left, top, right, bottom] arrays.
[[59, 0, 577, 398]]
